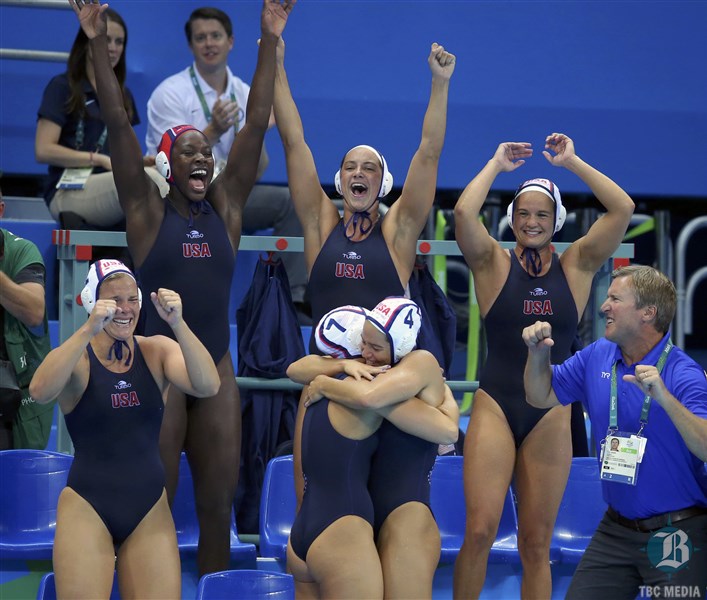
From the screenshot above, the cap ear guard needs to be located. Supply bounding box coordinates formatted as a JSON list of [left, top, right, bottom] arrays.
[[156, 124, 199, 184], [334, 145, 394, 198], [80, 259, 142, 314], [508, 178, 566, 233], [155, 150, 171, 180]]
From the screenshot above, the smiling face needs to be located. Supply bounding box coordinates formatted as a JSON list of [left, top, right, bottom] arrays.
[[339, 147, 383, 214], [189, 18, 234, 74], [511, 192, 556, 249], [600, 276, 645, 346], [360, 321, 391, 367], [98, 274, 140, 340], [170, 130, 214, 200]]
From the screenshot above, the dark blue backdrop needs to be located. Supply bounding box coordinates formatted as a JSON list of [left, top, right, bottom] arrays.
[[1, 1, 706, 198]]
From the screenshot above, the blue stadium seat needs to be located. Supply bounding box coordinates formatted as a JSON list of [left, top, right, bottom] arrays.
[[173, 452, 257, 566], [431, 455, 520, 565], [36, 571, 120, 600], [0, 449, 72, 560], [195, 569, 295, 600], [550, 457, 606, 564], [259, 455, 296, 561]]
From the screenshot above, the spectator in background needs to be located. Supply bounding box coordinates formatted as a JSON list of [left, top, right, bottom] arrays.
[[35, 6, 167, 230], [0, 187, 54, 449], [145, 6, 308, 312]]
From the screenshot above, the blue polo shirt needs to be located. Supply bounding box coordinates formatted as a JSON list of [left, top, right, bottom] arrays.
[[552, 333, 707, 519]]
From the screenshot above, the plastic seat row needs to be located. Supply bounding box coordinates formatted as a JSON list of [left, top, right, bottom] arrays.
[[36, 569, 294, 600], [0, 450, 255, 565], [259, 455, 607, 567]]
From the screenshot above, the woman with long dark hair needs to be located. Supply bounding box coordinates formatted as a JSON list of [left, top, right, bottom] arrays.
[[35, 6, 166, 228]]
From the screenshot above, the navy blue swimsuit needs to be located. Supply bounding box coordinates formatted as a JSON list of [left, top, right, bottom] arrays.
[[290, 398, 379, 561], [307, 218, 404, 354], [65, 341, 164, 545], [368, 420, 438, 533], [138, 200, 235, 364], [479, 254, 577, 446]]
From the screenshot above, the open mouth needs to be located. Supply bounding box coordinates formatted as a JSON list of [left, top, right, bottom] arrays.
[[351, 183, 368, 197], [190, 168, 208, 193]]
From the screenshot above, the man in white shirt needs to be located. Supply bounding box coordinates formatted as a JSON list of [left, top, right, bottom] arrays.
[[146, 6, 307, 310]]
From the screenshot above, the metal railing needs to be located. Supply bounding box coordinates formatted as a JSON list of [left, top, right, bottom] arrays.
[[675, 216, 707, 348]]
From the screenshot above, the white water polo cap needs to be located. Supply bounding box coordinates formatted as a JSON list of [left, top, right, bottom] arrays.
[[80, 259, 141, 314], [366, 297, 422, 364], [508, 178, 566, 233], [315, 305, 368, 358]]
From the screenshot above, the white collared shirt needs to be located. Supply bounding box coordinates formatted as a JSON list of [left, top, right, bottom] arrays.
[[145, 63, 250, 165]]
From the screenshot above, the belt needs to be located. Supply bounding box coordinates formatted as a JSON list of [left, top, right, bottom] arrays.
[[607, 506, 707, 533]]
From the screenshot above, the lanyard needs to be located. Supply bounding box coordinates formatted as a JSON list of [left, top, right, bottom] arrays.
[[609, 339, 673, 435], [189, 65, 240, 135], [75, 118, 107, 153]]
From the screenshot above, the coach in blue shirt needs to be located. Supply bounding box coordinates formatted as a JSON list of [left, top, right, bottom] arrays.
[[522, 265, 707, 599]]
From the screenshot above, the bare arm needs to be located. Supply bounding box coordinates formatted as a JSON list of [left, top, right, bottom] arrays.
[[274, 39, 338, 269], [522, 321, 561, 409], [146, 289, 219, 397], [0, 272, 45, 328], [213, 0, 295, 222], [454, 142, 531, 273], [624, 366, 707, 461], [378, 396, 458, 444], [286, 354, 387, 385], [385, 43, 455, 270], [29, 300, 118, 411], [35, 118, 112, 171], [70, 0, 164, 252], [306, 351, 442, 410], [545, 133, 634, 273]]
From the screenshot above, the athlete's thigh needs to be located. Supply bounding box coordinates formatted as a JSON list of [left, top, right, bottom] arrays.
[[53, 488, 116, 600], [378, 502, 440, 560], [463, 392, 517, 528], [377, 503, 440, 598], [159, 384, 187, 501], [306, 516, 383, 598], [116, 491, 180, 600], [185, 354, 240, 478], [515, 404, 572, 536]]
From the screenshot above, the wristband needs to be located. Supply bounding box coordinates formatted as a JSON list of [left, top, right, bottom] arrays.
[[89, 152, 95, 166]]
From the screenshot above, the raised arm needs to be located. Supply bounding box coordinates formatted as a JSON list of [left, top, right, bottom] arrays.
[[454, 142, 532, 273], [522, 321, 560, 409], [146, 289, 220, 398], [212, 0, 295, 221], [384, 43, 455, 266], [69, 0, 162, 234], [544, 133, 634, 272], [273, 39, 336, 269]]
